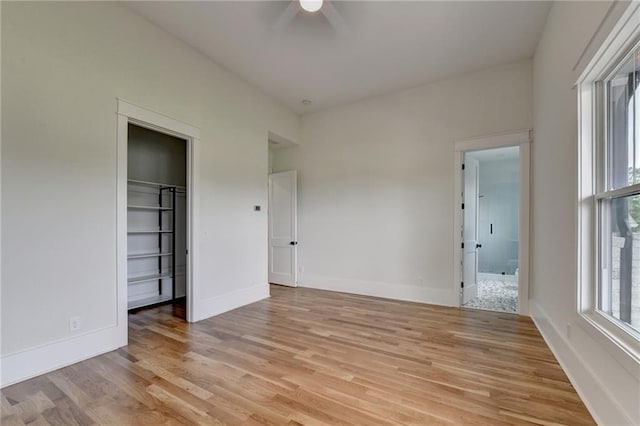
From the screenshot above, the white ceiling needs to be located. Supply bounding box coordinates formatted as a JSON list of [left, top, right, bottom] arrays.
[[126, 1, 551, 114]]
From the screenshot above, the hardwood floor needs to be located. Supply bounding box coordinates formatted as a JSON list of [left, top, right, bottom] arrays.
[[1, 285, 594, 425]]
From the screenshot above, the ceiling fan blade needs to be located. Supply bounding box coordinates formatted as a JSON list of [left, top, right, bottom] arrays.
[[321, 2, 348, 35], [273, 2, 300, 32]]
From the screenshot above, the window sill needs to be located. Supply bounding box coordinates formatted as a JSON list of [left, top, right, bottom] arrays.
[[577, 311, 640, 380]]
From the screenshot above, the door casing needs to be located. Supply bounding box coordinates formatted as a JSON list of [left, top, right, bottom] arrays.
[[453, 130, 531, 315], [116, 99, 200, 344]]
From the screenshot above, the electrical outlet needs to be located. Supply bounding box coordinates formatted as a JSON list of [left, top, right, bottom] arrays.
[[69, 316, 82, 332], [299, 265, 305, 273]]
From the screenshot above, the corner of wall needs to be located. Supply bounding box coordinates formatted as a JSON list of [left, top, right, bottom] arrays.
[[192, 283, 270, 322], [529, 300, 633, 425]]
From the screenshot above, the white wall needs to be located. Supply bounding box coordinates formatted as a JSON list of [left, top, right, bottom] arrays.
[[273, 59, 532, 305], [1, 2, 298, 384], [475, 157, 519, 275], [531, 1, 639, 424]]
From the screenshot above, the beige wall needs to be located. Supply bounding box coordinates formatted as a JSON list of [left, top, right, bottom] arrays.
[[273, 59, 532, 305], [531, 2, 639, 424], [1, 2, 298, 358]]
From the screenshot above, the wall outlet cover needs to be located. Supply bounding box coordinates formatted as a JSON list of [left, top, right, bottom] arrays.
[[69, 316, 82, 332]]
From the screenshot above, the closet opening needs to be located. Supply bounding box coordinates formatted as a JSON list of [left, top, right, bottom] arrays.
[[126, 123, 188, 320]]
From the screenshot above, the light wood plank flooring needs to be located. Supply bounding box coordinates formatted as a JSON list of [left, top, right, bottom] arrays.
[[1, 285, 594, 425]]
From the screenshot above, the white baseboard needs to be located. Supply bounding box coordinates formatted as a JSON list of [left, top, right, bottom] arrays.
[[299, 274, 457, 307], [1, 324, 126, 388], [192, 283, 270, 322], [2, 284, 269, 388], [529, 301, 633, 426]]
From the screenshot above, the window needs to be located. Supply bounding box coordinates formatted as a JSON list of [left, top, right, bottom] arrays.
[[598, 45, 640, 336], [578, 3, 640, 366]]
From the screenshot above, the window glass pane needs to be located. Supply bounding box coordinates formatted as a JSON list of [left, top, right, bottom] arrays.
[[636, 48, 640, 167], [601, 194, 640, 334], [607, 52, 637, 190]]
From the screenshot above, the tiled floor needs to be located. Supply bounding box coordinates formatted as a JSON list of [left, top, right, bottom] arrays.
[[463, 273, 518, 313]]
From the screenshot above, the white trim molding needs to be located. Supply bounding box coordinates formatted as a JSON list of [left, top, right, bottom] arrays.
[[454, 129, 532, 152], [117, 99, 200, 139], [1, 326, 123, 388], [453, 129, 532, 315]]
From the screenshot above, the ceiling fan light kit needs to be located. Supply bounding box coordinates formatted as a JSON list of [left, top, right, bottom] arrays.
[[273, 0, 347, 35], [300, 0, 323, 13]]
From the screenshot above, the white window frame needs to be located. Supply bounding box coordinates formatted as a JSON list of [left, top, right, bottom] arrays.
[[577, 2, 640, 377]]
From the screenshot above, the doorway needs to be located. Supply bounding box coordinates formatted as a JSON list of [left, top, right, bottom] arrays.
[[126, 124, 188, 319], [453, 130, 531, 315], [462, 147, 520, 313], [116, 99, 199, 344], [268, 170, 298, 287]]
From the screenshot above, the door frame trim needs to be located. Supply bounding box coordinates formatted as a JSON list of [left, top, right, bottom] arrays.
[[116, 98, 200, 332], [453, 129, 531, 315]]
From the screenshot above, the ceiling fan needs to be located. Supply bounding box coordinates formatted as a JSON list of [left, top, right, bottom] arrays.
[[273, 0, 348, 35]]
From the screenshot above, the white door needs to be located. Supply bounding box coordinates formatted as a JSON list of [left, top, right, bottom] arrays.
[[269, 171, 298, 286], [462, 157, 479, 303]]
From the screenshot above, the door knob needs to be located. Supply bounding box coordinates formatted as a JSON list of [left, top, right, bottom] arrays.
[[476, 243, 482, 248]]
